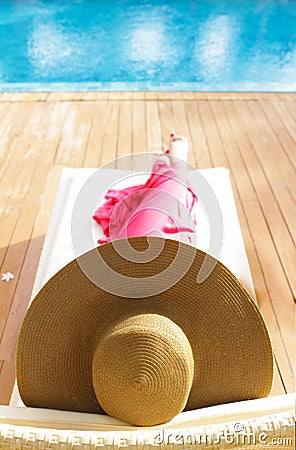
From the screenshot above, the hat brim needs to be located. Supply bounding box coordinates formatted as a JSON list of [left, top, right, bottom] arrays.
[[17, 237, 273, 415]]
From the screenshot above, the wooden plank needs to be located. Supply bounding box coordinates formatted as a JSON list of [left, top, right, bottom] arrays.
[[156, 92, 172, 101], [68, 101, 93, 168], [0, 102, 46, 267], [272, 100, 296, 167], [0, 93, 18, 102], [171, 100, 195, 166], [0, 103, 58, 278], [145, 92, 160, 100], [83, 101, 107, 168], [168, 92, 182, 100], [181, 92, 196, 100], [13, 92, 48, 102], [117, 92, 134, 100], [197, 100, 229, 169], [67, 92, 90, 101], [108, 92, 123, 101], [0, 167, 63, 364], [0, 185, 41, 355], [201, 97, 295, 392], [0, 102, 12, 142], [0, 93, 10, 101], [209, 100, 257, 201], [89, 92, 108, 101], [158, 100, 175, 151], [132, 100, 147, 153], [283, 97, 296, 127], [33, 164, 65, 237], [244, 100, 296, 233], [54, 102, 81, 166], [103, 101, 119, 137], [204, 101, 292, 391], [132, 92, 146, 100], [184, 100, 212, 169], [259, 99, 296, 175], [0, 138, 29, 220], [224, 100, 296, 299], [98, 101, 119, 168], [244, 200, 295, 389], [0, 103, 18, 158], [38, 100, 67, 138], [146, 101, 162, 153], [271, 361, 286, 396], [0, 108, 65, 353], [235, 199, 293, 394], [100, 134, 117, 167], [117, 101, 132, 160], [0, 346, 16, 405], [0, 137, 20, 183], [132, 100, 148, 172], [0, 237, 44, 363], [0, 103, 67, 365], [47, 92, 80, 102], [0, 92, 46, 103]]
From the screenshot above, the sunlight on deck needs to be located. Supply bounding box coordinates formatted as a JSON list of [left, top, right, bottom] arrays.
[[0, 91, 295, 404]]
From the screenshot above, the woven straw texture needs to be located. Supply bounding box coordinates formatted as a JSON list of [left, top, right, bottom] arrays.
[[92, 314, 195, 425], [17, 237, 273, 425], [0, 410, 294, 449]]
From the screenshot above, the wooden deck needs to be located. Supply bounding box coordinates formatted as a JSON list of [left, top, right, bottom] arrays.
[[0, 91, 295, 404]]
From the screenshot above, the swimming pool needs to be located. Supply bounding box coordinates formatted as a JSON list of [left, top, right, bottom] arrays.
[[0, 0, 295, 91]]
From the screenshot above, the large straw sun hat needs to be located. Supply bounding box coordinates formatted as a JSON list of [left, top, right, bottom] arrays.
[[16, 236, 273, 427]]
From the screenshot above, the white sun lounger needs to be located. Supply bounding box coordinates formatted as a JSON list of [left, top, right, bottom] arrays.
[[1, 167, 294, 449], [23, 166, 256, 300]]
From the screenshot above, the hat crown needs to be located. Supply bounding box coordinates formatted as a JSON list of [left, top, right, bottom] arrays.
[[92, 313, 194, 426]]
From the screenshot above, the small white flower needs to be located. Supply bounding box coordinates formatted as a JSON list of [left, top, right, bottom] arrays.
[[1, 272, 14, 282]]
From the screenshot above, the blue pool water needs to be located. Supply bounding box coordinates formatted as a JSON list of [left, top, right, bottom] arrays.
[[0, 0, 295, 91]]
